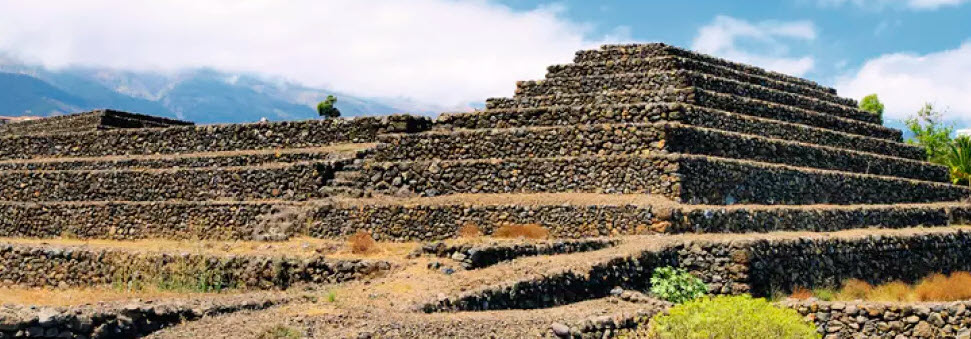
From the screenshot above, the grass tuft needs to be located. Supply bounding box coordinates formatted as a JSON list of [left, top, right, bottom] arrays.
[[456, 223, 483, 238], [348, 230, 379, 255], [257, 325, 303, 339], [492, 224, 549, 239]]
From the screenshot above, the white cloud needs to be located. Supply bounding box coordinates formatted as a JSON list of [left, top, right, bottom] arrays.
[[0, 0, 630, 110], [691, 16, 816, 76], [835, 42, 971, 123], [816, 0, 968, 10]]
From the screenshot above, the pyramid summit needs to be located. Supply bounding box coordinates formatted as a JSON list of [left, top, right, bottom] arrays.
[[1, 43, 970, 338]]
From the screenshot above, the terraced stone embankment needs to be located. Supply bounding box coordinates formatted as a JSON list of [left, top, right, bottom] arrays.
[[375, 123, 946, 182], [0, 115, 430, 160], [544, 55, 852, 106], [438, 103, 923, 160], [0, 293, 296, 339], [0, 109, 193, 137], [574, 43, 835, 96], [424, 227, 971, 312], [0, 241, 390, 289], [312, 195, 971, 241], [0, 146, 365, 171], [359, 154, 968, 205], [513, 70, 877, 125], [0, 201, 300, 240], [781, 300, 971, 338], [0, 161, 337, 202], [488, 88, 897, 141], [412, 238, 619, 269]]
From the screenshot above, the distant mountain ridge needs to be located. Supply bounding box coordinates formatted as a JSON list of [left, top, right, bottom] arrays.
[[0, 60, 434, 124]]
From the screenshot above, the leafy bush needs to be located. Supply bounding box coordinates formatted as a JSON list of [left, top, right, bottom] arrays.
[[649, 266, 707, 303], [646, 295, 820, 339]]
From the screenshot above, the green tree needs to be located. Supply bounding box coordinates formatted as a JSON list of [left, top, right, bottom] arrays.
[[317, 95, 340, 118], [858, 94, 885, 121], [945, 135, 971, 187], [905, 103, 953, 164]]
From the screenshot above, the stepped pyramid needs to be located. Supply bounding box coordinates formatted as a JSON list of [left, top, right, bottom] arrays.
[[0, 43, 967, 241], [336, 42, 971, 238], [2, 43, 971, 338]]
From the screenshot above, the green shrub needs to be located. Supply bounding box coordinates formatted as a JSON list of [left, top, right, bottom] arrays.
[[649, 266, 707, 303], [316, 95, 340, 118], [646, 295, 820, 339]]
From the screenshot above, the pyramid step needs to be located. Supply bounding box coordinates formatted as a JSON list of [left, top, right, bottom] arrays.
[[313, 194, 971, 241], [0, 200, 300, 240], [376, 123, 947, 182], [9, 196, 965, 243], [0, 115, 429, 161], [489, 87, 898, 141], [436, 103, 924, 161], [575, 43, 834, 94], [0, 240, 390, 290], [0, 162, 336, 202], [0, 146, 361, 171], [513, 70, 879, 125], [546, 55, 854, 107], [359, 154, 968, 205]]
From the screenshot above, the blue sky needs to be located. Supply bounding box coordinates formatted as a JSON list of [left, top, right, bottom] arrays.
[[1, 0, 969, 127]]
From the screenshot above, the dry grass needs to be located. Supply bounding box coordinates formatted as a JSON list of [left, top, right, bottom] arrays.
[[793, 272, 971, 302], [789, 287, 813, 300], [492, 224, 550, 239], [348, 231, 379, 255], [915, 272, 971, 301], [867, 281, 914, 302], [0, 286, 226, 306], [456, 224, 483, 238], [835, 279, 873, 300]]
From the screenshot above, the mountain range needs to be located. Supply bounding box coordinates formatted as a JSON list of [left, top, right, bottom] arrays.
[[0, 59, 446, 124]]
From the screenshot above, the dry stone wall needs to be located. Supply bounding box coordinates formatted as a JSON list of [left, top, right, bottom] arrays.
[[489, 87, 896, 141], [439, 103, 922, 160], [514, 70, 875, 124], [0, 110, 193, 137], [0, 294, 295, 339], [359, 155, 681, 198], [0, 162, 337, 202], [574, 43, 835, 95], [426, 230, 971, 312], [782, 300, 971, 338], [546, 55, 850, 105], [308, 203, 658, 241], [0, 243, 390, 290], [0, 149, 353, 171], [0, 115, 430, 160], [0, 201, 298, 240], [677, 155, 969, 205], [376, 123, 944, 182]]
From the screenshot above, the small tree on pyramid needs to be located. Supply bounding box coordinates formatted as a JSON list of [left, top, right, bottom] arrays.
[[317, 95, 341, 119]]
